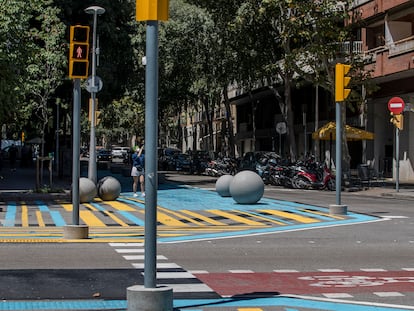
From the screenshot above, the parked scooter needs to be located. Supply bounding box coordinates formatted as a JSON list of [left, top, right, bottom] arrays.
[[292, 162, 335, 190]]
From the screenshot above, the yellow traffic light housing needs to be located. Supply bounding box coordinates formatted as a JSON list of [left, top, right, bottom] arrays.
[[335, 63, 351, 102], [69, 25, 90, 79], [390, 113, 403, 130], [136, 0, 169, 21]]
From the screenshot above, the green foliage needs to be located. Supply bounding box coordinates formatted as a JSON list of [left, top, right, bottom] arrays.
[[0, 0, 31, 125]]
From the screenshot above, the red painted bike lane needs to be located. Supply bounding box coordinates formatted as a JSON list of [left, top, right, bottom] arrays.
[[194, 271, 414, 297]]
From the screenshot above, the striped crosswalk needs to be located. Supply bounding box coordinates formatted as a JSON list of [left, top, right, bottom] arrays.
[[0, 187, 378, 242], [109, 242, 218, 298]]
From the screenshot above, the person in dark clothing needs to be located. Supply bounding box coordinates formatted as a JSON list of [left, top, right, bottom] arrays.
[[9, 144, 18, 171], [131, 146, 145, 197]]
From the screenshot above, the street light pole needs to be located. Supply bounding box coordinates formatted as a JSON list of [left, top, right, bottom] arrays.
[[85, 5, 105, 184]]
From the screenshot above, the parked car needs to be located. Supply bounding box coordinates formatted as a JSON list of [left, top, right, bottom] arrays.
[[158, 147, 180, 170], [111, 146, 130, 163], [97, 149, 112, 162], [173, 153, 192, 172]]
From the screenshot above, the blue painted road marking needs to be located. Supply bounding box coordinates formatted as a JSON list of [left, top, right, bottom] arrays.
[[36, 201, 66, 226], [0, 297, 413, 310], [4, 202, 16, 226]]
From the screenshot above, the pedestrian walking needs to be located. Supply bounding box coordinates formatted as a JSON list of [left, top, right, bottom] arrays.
[[131, 145, 145, 197]]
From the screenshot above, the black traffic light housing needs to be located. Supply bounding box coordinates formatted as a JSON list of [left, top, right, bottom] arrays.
[[69, 25, 90, 79]]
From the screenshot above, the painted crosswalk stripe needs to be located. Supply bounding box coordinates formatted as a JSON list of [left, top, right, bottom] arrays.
[[79, 210, 106, 227], [115, 248, 144, 253], [155, 210, 190, 227], [89, 203, 130, 227], [35, 211, 45, 227], [155, 272, 196, 279], [132, 263, 181, 269], [373, 292, 404, 297], [259, 209, 319, 223], [157, 206, 205, 226], [36, 201, 66, 226], [179, 210, 226, 226], [4, 203, 16, 226], [111, 243, 217, 297], [116, 211, 145, 226], [235, 210, 286, 225], [123, 255, 168, 261], [207, 210, 264, 226], [21, 204, 29, 227]]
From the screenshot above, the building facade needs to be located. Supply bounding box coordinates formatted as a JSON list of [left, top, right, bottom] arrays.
[[358, 0, 414, 181]]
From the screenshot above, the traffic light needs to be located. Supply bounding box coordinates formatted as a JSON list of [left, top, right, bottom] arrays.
[[69, 25, 90, 79], [335, 63, 351, 102], [390, 113, 403, 130]]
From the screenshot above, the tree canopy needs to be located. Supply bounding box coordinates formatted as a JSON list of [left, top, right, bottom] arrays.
[[0, 0, 369, 163]]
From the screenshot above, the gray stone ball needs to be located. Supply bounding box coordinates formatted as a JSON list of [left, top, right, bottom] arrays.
[[79, 177, 97, 203], [97, 176, 121, 201], [215, 174, 234, 197], [229, 170, 264, 204]]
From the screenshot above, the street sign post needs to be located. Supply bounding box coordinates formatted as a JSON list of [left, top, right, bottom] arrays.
[[388, 97, 405, 114], [387, 97, 404, 192]]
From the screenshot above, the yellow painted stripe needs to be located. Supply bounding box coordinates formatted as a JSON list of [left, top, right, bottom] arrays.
[[157, 207, 204, 226], [180, 210, 227, 226], [61, 204, 72, 212], [21, 204, 29, 227], [109, 201, 137, 211], [83, 203, 98, 211], [102, 210, 129, 227], [238, 308, 263, 311], [156, 211, 189, 226], [79, 210, 106, 226], [303, 209, 344, 220], [207, 210, 264, 226], [35, 211, 45, 227], [260, 210, 319, 223], [236, 210, 285, 225]]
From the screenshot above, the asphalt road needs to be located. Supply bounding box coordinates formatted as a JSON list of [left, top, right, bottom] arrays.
[[0, 171, 413, 309]]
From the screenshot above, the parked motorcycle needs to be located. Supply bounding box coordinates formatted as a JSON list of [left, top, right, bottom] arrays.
[[292, 162, 335, 190]]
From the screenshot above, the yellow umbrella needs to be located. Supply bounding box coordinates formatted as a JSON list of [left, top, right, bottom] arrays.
[[312, 121, 374, 141]]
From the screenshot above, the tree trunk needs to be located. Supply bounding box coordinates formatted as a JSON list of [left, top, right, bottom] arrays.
[[284, 74, 297, 162], [223, 86, 235, 157], [248, 92, 256, 152]]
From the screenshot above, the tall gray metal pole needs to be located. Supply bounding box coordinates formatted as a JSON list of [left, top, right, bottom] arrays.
[[144, 20, 159, 289], [335, 101, 342, 205], [396, 127, 400, 192], [72, 79, 81, 225], [85, 6, 105, 184]]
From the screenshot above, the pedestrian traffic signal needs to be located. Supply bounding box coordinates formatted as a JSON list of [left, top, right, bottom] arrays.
[[335, 63, 352, 102], [390, 113, 403, 130], [69, 25, 90, 79]]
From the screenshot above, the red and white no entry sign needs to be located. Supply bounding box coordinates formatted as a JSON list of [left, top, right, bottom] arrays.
[[388, 97, 405, 114]]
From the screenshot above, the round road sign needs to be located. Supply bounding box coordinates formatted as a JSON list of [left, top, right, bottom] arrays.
[[387, 97, 405, 114]]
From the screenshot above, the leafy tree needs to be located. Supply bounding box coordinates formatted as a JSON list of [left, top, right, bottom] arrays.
[[22, 0, 67, 157], [0, 0, 31, 132]]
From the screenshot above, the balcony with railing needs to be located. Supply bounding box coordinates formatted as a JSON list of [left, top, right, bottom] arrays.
[[389, 35, 414, 56]]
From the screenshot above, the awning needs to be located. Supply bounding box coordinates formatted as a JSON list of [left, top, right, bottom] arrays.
[[312, 121, 374, 141], [26, 137, 45, 144]]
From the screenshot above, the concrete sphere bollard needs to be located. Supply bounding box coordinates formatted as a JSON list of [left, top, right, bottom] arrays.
[[79, 177, 97, 203], [215, 174, 234, 197], [97, 176, 121, 201], [229, 170, 264, 204]]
